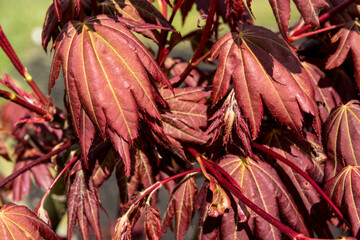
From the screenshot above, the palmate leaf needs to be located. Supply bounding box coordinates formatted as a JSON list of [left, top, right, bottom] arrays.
[[259, 128, 333, 237], [261, 128, 324, 213], [268, 0, 328, 39], [323, 100, 360, 180], [209, 23, 320, 140], [0, 203, 57, 240], [49, 14, 170, 175], [217, 154, 309, 239], [325, 166, 360, 238], [162, 176, 197, 240]]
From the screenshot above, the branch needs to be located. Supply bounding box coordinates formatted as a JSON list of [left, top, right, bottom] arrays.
[[177, 0, 217, 83], [251, 142, 351, 229], [289, 0, 356, 41], [0, 139, 73, 189], [0, 89, 52, 120], [34, 155, 79, 212], [0, 26, 49, 106], [187, 148, 303, 239]]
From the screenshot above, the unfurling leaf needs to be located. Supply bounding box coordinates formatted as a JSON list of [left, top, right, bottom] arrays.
[[49, 15, 170, 176], [208, 180, 231, 217], [209, 24, 320, 140], [325, 166, 360, 237], [0, 203, 57, 240], [218, 154, 309, 239], [162, 176, 198, 240], [206, 90, 252, 155], [268, 0, 328, 39], [67, 167, 102, 240], [144, 204, 162, 240], [323, 100, 360, 180]]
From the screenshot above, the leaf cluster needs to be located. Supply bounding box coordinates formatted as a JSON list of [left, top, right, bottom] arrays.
[[0, 0, 360, 239]]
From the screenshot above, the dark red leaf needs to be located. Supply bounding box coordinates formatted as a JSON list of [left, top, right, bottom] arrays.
[[67, 168, 102, 240], [100, 0, 174, 43], [303, 62, 341, 123], [219, 154, 310, 238], [323, 100, 360, 180], [209, 24, 320, 140], [0, 203, 57, 240], [162, 176, 198, 239], [325, 166, 360, 237]]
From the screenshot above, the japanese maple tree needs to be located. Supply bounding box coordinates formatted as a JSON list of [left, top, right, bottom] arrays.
[[0, 0, 360, 239]]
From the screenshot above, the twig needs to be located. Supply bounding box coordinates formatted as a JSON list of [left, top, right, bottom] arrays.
[[0, 139, 73, 189]]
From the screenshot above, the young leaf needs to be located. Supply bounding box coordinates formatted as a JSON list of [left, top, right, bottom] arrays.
[[219, 154, 310, 238], [268, 0, 328, 39], [49, 15, 170, 175], [209, 23, 320, 140], [323, 100, 360, 180], [162, 176, 198, 240], [144, 204, 162, 240], [325, 166, 360, 238], [67, 167, 102, 240], [0, 203, 57, 240]]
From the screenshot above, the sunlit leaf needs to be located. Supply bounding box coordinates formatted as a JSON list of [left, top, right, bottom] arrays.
[[0, 203, 57, 240], [209, 24, 320, 140], [49, 15, 170, 176]]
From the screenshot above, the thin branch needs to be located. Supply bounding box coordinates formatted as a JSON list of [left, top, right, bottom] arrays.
[[133, 168, 201, 206], [289, 0, 356, 40], [0, 90, 52, 120], [251, 142, 351, 229], [0, 26, 49, 106], [0, 139, 73, 189], [177, 0, 217, 83], [35, 155, 79, 212]]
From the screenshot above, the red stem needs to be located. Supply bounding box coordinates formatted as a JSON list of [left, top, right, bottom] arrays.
[[290, 0, 356, 39], [35, 155, 79, 212], [177, 0, 217, 83], [0, 89, 52, 120], [133, 168, 201, 206], [289, 23, 344, 42], [251, 142, 351, 229], [187, 148, 303, 239], [0, 26, 49, 106], [0, 139, 73, 189]]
